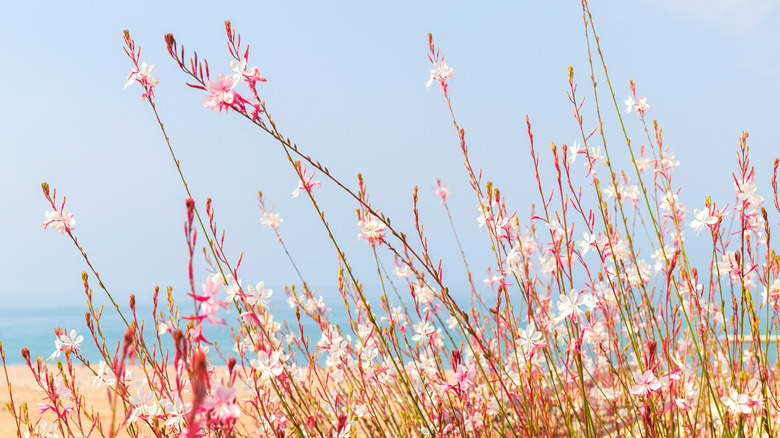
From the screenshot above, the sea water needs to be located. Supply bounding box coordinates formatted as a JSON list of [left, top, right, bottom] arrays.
[[0, 291, 358, 367]]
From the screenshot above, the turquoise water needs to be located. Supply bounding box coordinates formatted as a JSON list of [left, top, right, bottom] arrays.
[[0, 298, 334, 366], [3, 290, 775, 369], [0, 304, 228, 365]]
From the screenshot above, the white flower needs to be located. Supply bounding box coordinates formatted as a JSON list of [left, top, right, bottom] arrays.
[[48, 329, 83, 361], [223, 276, 242, 303], [446, 316, 458, 330], [92, 361, 117, 388], [690, 208, 718, 235], [393, 264, 413, 279], [584, 145, 607, 175], [624, 96, 635, 113], [128, 386, 158, 419], [163, 397, 191, 427], [357, 216, 386, 247], [414, 284, 436, 307], [737, 180, 764, 207], [546, 218, 565, 237], [129, 386, 154, 406], [229, 58, 247, 82], [516, 325, 543, 352], [60, 329, 83, 348], [577, 231, 596, 255], [625, 96, 650, 113], [762, 279, 780, 307], [659, 190, 680, 211], [636, 97, 650, 112], [246, 281, 273, 307], [555, 289, 592, 323], [354, 403, 369, 418], [260, 212, 283, 231], [127, 406, 143, 423], [660, 151, 679, 171], [425, 61, 454, 89], [721, 387, 751, 416], [581, 320, 608, 346], [31, 420, 59, 438], [42, 209, 76, 235], [568, 141, 582, 165], [360, 346, 378, 369], [122, 369, 145, 390], [291, 182, 303, 199], [504, 245, 526, 277], [251, 350, 287, 381], [124, 62, 158, 89], [411, 321, 435, 343]]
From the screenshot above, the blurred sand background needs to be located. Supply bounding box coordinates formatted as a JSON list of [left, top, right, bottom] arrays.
[[1, 365, 125, 437]]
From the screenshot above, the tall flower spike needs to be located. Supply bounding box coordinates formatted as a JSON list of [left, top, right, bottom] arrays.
[[426, 33, 454, 95], [625, 80, 650, 116], [122, 31, 159, 99]]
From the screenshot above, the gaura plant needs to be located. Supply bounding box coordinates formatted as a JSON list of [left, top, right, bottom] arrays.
[[4, 1, 780, 437]]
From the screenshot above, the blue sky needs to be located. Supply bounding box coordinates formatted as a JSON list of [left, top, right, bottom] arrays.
[[1, 1, 779, 311]]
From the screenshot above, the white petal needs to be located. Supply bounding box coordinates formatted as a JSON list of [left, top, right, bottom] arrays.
[[124, 73, 138, 89]]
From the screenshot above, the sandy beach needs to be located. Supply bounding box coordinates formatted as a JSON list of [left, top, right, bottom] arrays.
[[1, 364, 119, 437], [0, 363, 216, 437]]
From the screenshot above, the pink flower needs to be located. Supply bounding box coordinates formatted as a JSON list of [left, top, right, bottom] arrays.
[[191, 274, 228, 326], [243, 66, 267, 87], [203, 384, 241, 422], [434, 180, 449, 204], [673, 398, 691, 410], [291, 165, 321, 198], [188, 322, 210, 345], [251, 350, 286, 381], [203, 74, 239, 112], [630, 370, 662, 396], [442, 363, 475, 392]]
